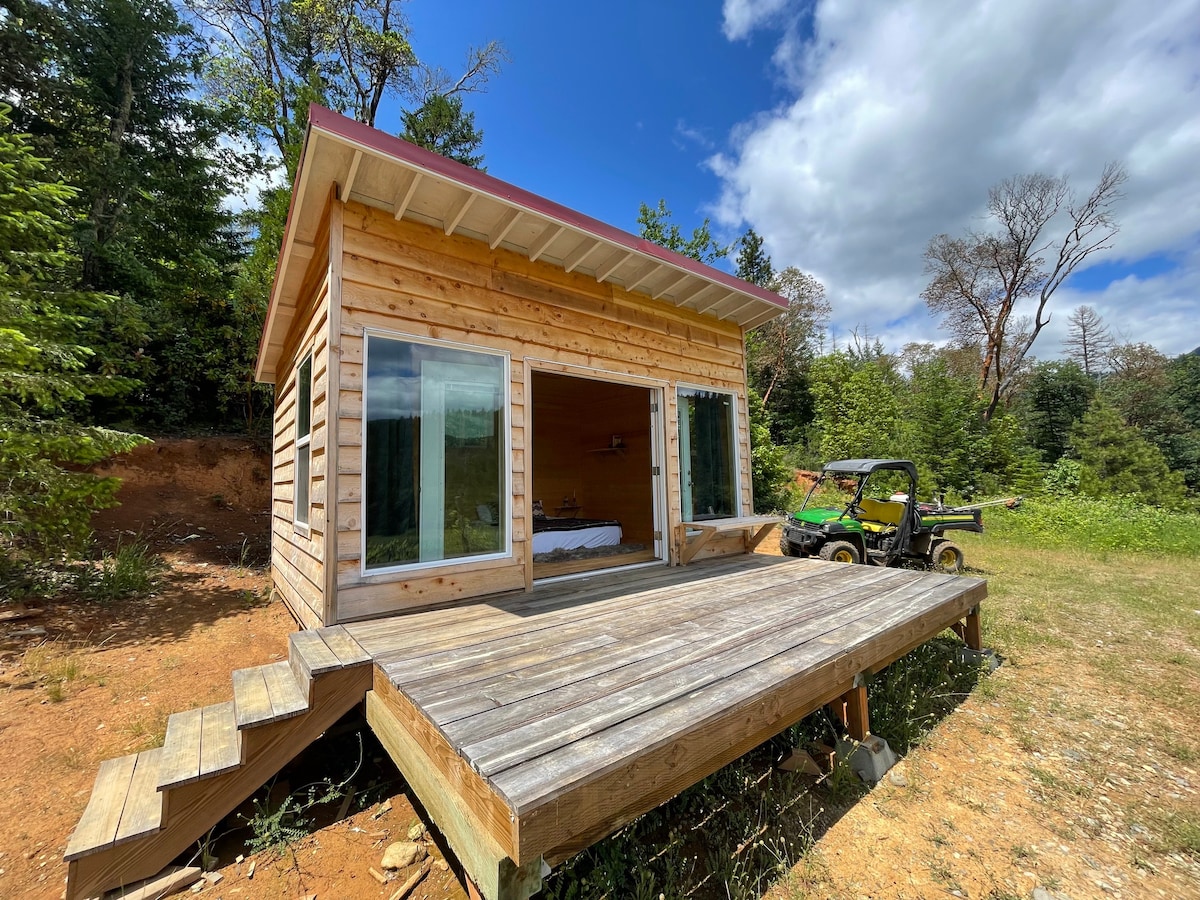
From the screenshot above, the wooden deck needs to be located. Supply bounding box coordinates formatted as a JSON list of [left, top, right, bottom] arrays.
[[348, 553, 987, 886]]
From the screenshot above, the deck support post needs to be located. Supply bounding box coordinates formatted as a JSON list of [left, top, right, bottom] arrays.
[[963, 605, 983, 651], [828, 682, 870, 742], [366, 690, 544, 900]]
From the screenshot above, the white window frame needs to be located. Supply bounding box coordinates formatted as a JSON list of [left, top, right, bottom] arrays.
[[360, 329, 512, 577], [294, 351, 313, 532], [676, 382, 742, 520]]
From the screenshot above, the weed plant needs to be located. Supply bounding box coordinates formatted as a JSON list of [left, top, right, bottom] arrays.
[[984, 496, 1200, 555], [73, 540, 164, 603]]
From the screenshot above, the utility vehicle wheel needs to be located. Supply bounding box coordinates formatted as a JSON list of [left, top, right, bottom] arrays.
[[819, 540, 861, 564], [779, 534, 801, 556], [931, 540, 964, 573]]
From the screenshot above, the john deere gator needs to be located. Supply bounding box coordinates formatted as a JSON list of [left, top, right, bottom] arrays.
[[779, 459, 1016, 571]]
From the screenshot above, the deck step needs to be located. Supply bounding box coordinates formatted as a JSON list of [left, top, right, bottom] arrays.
[[316, 625, 372, 667], [233, 661, 309, 728], [289, 629, 344, 679], [65, 748, 164, 861], [157, 702, 241, 790]]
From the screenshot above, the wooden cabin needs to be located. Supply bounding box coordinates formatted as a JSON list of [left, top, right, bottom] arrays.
[[254, 105, 789, 628], [65, 107, 990, 900]]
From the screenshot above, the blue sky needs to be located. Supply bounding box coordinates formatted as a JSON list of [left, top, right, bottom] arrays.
[[399, 0, 1200, 357]]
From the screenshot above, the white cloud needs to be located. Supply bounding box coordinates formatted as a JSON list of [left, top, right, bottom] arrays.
[[721, 0, 793, 40], [712, 0, 1200, 357]]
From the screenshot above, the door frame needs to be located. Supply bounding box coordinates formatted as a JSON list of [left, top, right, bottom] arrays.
[[524, 359, 669, 588]]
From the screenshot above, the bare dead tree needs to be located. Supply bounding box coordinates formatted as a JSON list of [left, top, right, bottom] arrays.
[[923, 162, 1127, 419], [1063, 304, 1114, 376]]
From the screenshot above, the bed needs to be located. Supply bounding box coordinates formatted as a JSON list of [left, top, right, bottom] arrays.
[[532, 516, 623, 554]]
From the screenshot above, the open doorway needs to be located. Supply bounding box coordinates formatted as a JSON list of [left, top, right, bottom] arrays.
[[530, 371, 663, 579]]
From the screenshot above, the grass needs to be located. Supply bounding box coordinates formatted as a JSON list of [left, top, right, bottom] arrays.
[[73, 539, 164, 604], [22, 640, 88, 702]]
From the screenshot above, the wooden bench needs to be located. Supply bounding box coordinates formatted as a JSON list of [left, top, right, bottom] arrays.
[[677, 515, 781, 565]]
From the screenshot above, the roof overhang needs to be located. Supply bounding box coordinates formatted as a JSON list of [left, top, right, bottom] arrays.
[[255, 105, 788, 383]]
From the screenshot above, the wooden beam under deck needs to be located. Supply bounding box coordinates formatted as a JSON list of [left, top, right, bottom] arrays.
[[348, 554, 988, 872]]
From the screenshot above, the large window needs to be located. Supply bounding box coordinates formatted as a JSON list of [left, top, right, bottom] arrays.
[[364, 334, 507, 571], [294, 353, 313, 528], [678, 387, 737, 521]]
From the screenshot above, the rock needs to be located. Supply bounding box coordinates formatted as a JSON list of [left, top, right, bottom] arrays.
[[381, 842, 427, 870], [434, 859, 449, 871], [888, 769, 909, 788], [407, 820, 426, 841]]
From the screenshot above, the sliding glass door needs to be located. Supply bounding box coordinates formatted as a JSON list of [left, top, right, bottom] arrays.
[[677, 387, 737, 521], [364, 334, 507, 572]]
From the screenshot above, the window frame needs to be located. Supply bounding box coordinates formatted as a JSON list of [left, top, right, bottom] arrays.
[[675, 382, 742, 521], [360, 328, 513, 577], [294, 351, 313, 532]]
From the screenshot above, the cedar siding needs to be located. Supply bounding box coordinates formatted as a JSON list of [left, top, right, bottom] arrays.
[[329, 201, 753, 622]]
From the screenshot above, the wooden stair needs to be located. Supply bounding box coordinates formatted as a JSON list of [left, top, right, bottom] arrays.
[[64, 625, 374, 900]]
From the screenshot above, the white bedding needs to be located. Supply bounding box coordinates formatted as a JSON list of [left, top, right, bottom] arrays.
[[532, 523, 623, 554]]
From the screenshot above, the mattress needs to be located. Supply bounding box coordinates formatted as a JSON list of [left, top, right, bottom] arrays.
[[531, 517, 623, 553]]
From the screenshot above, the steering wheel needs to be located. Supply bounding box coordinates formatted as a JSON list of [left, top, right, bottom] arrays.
[[848, 504, 866, 518]]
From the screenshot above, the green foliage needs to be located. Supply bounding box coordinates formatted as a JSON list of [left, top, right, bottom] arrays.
[[748, 388, 793, 513], [73, 540, 164, 603], [809, 351, 901, 461], [401, 93, 484, 168], [242, 733, 363, 856], [1017, 360, 1095, 464], [983, 498, 1200, 556], [635, 199, 728, 265], [0, 106, 147, 556], [1042, 457, 1083, 494], [1069, 400, 1188, 508], [734, 228, 773, 287], [747, 267, 828, 445]]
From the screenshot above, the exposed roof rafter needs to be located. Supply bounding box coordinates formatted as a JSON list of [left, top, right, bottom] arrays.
[[652, 271, 692, 300], [625, 262, 665, 294], [488, 208, 521, 249], [563, 237, 602, 273], [442, 190, 476, 235], [341, 149, 363, 199], [595, 250, 635, 283], [393, 169, 422, 220], [527, 223, 565, 262]]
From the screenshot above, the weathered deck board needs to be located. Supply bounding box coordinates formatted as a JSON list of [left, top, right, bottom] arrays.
[[347, 553, 987, 868]]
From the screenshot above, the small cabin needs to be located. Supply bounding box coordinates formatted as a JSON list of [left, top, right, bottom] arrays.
[[255, 106, 789, 628]]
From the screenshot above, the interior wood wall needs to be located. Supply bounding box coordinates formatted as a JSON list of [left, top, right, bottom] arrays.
[[327, 199, 753, 623], [531, 373, 654, 545]]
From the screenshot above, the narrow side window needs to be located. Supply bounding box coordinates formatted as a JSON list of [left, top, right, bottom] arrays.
[[295, 353, 313, 528]]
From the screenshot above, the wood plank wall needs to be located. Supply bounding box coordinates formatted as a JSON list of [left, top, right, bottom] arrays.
[[328, 200, 753, 623], [270, 215, 333, 630]]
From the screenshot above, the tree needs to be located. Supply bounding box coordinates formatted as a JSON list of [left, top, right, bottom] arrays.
[[1015, 360, 1095, 464], [188, 0, 505, 169], [734, 228, 773, 287], [11, 0, 252, 430], [923, 162, 1127, 419], [401, 93, 484, 168], [745, 267, 828, 444], [1063, 304, 1113, 377], [0, 107, 146, 556], [809, 351, 901, 462], [636, 199, 728, 265], [1069, 400, 1187, 508]]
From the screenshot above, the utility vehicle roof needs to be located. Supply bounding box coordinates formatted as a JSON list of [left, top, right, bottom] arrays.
[[822, 459, 918, 480]]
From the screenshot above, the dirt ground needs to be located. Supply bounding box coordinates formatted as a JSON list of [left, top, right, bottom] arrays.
[[1, 438, 1196, 899]]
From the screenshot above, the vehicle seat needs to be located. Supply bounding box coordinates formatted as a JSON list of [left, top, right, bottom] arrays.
[[857, 498, 905, 533]]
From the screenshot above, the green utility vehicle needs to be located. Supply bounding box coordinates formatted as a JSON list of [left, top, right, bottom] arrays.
[[779, 459, 1018, 571]]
